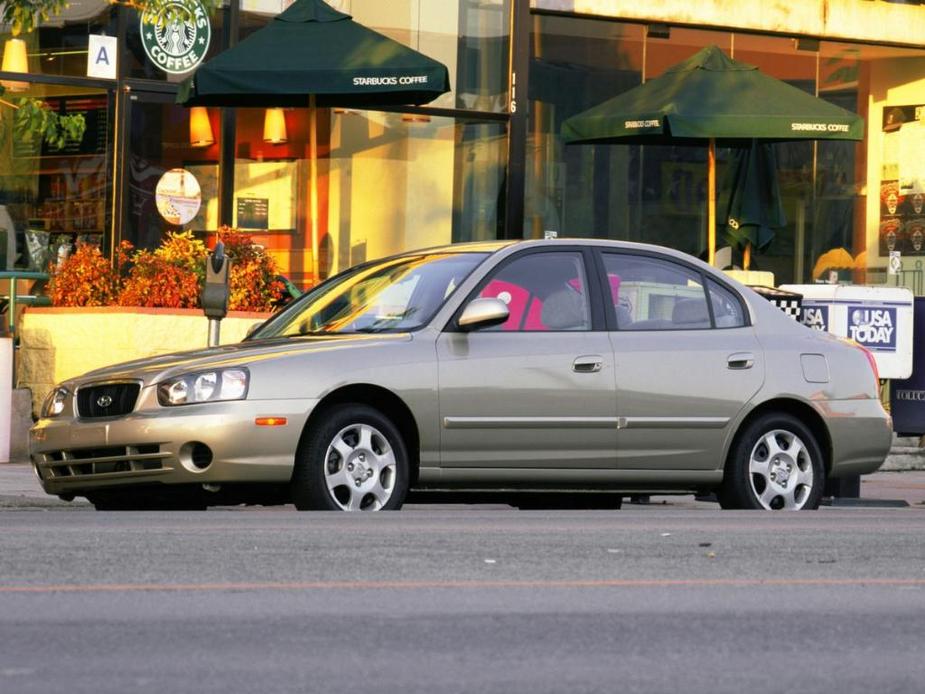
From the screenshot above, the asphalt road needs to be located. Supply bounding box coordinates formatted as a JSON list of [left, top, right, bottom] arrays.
[[2, 508, 925, 694]]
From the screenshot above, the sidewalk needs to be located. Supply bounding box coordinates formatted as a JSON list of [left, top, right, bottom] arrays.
[[2, 462, 924, 510], [0, 463, 91, 508]]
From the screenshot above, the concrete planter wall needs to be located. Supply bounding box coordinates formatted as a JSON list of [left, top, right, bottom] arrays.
[[18, 307, 272, 415]]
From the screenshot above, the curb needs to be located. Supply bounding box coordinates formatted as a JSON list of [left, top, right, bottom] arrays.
[[881, 448, 925, 471], [881, 435, 925, 471]]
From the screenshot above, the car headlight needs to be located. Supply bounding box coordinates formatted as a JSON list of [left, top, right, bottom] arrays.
[[157, 368, 249, 407], [41, 386, 69, 418]]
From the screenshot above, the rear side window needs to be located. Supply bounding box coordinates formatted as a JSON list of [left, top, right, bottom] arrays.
[[707, 279, 747, 328], [601, 253, 711, 331]]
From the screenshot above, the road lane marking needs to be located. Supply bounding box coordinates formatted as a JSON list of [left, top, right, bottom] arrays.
[[1, 578, 924, 594]]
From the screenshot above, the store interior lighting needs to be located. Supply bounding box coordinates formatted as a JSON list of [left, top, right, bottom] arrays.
[[401, 113, 432, 124], [263, 108, 288, 144], [189, 107, 215, 148], [1, 38, 29, 92]]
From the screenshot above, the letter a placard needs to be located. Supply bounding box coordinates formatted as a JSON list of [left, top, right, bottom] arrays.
[[87, 35, 118, 79]]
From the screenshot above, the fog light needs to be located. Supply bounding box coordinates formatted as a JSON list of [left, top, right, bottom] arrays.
[[179, 441, 213, 471]]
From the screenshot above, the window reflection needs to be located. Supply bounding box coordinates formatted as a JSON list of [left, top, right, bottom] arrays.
[[0, 84, 110, 270], [232, 108, 506, 289], [528, 13, 925, 292]]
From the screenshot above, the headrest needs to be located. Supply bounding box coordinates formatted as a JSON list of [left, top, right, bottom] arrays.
[[541, 288, 587, 330], [671, 298, 710, 327]]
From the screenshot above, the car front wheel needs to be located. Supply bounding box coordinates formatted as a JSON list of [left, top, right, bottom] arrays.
[[291, 404, 409, 511], [720, 413, 824, 510]]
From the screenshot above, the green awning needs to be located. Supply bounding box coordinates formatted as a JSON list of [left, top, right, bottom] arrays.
[[562, 45, 864, 145], [177, 0, 450, 107]]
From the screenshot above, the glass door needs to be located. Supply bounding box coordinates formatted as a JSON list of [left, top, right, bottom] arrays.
[[120, 90, 221, 252]]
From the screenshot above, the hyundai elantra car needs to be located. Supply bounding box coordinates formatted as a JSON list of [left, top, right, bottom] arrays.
[[31, 239, 892, 511]]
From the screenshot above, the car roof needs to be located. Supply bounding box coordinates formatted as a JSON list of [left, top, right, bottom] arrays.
[[402, 238, 708, 266]]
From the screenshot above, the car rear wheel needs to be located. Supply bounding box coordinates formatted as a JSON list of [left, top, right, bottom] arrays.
[[291, 404, 409, 511], [720, 413, 824, 510]]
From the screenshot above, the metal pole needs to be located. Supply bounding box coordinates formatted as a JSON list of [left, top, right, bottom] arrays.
[[310, 93, 320, 285], [504, 0, 530, 240], [208, 319, 221, 347], [708, 138, 716, 266]]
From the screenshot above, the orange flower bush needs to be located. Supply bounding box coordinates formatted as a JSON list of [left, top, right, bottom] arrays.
[[49, 241, 130, 307], [49, 229, 283, 312], [119, 231, 208, 308], [154, 230, 208, 282], [119, 252, 202, 308], [217, 227, 284, 312]]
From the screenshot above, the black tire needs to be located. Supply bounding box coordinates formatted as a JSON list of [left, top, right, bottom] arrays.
[[719, 412, 824, 511], [291, 404, 410, 511]]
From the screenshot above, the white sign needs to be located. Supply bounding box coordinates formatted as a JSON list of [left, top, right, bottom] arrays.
[[889, 250, 902, 276], [155, 169, 202, 226], [86, 34, 117, 79]]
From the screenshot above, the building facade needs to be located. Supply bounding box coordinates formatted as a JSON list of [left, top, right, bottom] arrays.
[[1, 0, 924, 292]]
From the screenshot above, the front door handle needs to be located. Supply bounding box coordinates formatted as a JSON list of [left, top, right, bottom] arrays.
[[573, 355, 603, 373], [727, 352, 755, 370]]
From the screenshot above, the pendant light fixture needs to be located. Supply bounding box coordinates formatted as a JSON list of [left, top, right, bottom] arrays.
[[189, 106, 215, 148], [1, 38, 29, 92], [263, 108, 288, 144]]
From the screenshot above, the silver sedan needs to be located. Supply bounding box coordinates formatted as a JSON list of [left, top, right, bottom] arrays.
[[31, 239, 892, 511]]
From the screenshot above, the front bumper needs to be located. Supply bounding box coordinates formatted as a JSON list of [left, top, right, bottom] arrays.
[[31, 398, 317, 496]]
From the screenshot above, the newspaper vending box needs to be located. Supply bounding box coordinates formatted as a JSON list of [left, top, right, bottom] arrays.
[[779, 284, 914, 380]]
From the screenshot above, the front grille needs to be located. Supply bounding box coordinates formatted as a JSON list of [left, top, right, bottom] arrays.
[[76, 382, 141, 418], [35, 445, 170, 480]]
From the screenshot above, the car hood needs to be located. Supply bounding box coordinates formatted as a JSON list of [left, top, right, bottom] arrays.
[[69, 334, 413, 387]]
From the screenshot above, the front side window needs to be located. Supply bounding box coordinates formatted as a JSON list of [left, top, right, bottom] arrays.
[[602, 253, 712, 331], [476, 252, 591, 332], [251, 252, 486, 337]]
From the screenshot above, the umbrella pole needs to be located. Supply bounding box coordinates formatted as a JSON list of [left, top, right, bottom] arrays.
[[743, 243, 752, 270], [309, 94, 320, 286], [708, 138, 716, 267]]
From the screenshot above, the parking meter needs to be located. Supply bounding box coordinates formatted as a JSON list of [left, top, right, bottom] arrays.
[[202, 242, 231, 347]]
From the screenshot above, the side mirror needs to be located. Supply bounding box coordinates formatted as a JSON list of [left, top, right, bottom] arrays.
[[458, 297, 510, 331]]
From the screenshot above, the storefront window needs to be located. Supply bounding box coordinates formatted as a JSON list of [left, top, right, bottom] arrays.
[[0, 83, 111, 269], [122, 94, 220, 251], [0, 2, 116, 79], [528, 13, 925, 290], [846, 40, 925, 294], [231, 107, 506, 288], [727, 34, 819, 285]]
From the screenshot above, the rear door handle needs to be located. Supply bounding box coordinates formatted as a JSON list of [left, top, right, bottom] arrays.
[[727, 352, 755, 370], [573, 355, 603, 373]]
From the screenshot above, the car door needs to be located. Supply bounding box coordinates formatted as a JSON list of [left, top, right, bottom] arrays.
[[597, 250, 765, 470], [436, 248, 618, 469]]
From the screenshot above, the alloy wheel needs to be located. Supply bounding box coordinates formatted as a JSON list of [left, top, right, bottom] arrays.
[[748, 429, 815, 510], [323, 423, 396, 511]]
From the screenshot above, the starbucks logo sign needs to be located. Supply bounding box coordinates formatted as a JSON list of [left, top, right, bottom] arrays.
[[140, 0, 211, 75]]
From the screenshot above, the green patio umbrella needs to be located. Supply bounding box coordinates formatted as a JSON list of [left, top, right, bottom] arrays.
[[721, 140, 788, 263], [177, 0, 450, 108], [562, 45, 864, 266], [177, 0, 451, 281]]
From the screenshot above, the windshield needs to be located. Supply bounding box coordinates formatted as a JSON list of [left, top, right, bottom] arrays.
[[250, 252, 487, 338]]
